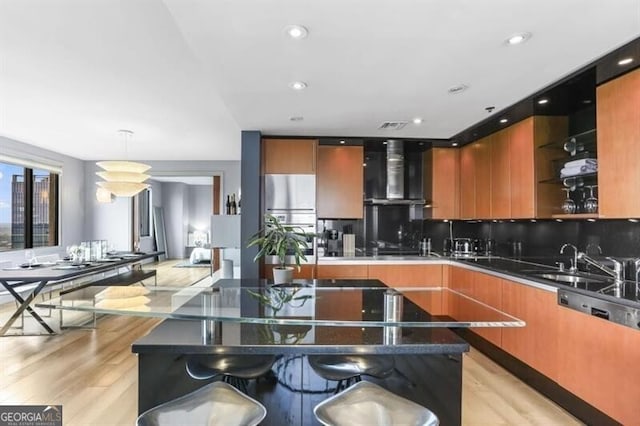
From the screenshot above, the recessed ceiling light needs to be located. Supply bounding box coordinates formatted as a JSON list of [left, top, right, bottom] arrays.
[[618, 57, 633, 66], [412, 118, 423, 124], [538, 98, 549, 105], [382, 141, 388, 145], [289, 116, 304, 121], [506, 32, 531, 45], [284, 25, 308, 39], [289, 81, 307, 90], [499, 118, 508, 124], [452, 142, 458, 147], [339, 140, 345, 144], [448, 84, 468, 94]]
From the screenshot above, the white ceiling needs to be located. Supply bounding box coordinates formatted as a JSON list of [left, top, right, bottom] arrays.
[[0, 1, 638, 161]]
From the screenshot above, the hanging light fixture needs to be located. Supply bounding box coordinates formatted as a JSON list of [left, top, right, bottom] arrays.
[[96, 187, 115, 203], [96, 130, 150, 197]]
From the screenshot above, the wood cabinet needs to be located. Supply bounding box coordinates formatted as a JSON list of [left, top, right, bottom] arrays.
[[501, 279, 559, 381], [448, 267, 502, 346], [459, 144, 476, 219], [485, 117, 566, 219], [368, 264, 443, 314], [556, 305, 640, 425], [261, 264, 315, 280], [423, 148, 460, 219], [317, 145, 363, 219], [509, 118, 536, 218], [459, 138, 491, 219], [534, 116, 568, 218], [490, 130, 510, 218], [262, 138, 317, 174], [316, 264, 368, 279], [597, 68, 640, 218]]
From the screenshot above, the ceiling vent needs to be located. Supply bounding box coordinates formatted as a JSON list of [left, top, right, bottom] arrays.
[[378, 121, 408, 130]]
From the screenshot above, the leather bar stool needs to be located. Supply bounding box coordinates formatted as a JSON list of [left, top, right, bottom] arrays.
[[313, 381, 439, 426], [186, 354, 277, 394], [136, 381, 266, 426], [308, 355, 395, 393]]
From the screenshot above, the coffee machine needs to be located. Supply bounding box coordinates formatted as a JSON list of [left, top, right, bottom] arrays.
[[326, 229, 340, 256]]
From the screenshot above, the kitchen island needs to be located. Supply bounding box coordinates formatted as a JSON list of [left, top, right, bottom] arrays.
[[41, 278, 522, 426]]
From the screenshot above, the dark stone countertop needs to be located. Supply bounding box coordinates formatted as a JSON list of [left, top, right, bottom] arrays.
[[132, 279, 469, 356]]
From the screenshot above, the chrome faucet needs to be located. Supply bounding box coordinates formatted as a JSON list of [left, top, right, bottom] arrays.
[[577, 252, 624, 294], [560, 243, 579, 273]]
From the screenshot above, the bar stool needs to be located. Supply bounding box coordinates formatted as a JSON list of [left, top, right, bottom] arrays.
[[313, 381, 439, 426], [308, 355, 395, 393], [186, 354, 277, 394], [136, 381, 266, 426]]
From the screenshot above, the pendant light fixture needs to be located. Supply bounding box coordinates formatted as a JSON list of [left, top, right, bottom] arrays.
[[96, 130, 150, 197]]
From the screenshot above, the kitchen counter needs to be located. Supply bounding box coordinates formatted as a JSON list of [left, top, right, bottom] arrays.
[[318, 254, 640, 310]]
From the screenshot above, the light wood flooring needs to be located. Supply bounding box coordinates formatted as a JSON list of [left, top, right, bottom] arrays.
[[0, 260, 581, 425]]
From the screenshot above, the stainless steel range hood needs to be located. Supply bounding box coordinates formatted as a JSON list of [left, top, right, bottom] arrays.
[[364, 139, 427, 205], [386, 139, 404, 199]]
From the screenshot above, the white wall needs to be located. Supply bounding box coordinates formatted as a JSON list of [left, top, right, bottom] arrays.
[[0, 135, 85, 264], [188, 185, 213, 235], [162, 182, 188, 259]]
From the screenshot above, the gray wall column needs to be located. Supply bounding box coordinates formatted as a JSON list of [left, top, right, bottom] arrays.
[[240, 131, 261, 279]]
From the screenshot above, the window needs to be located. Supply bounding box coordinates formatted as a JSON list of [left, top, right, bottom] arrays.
[[0, 161, 59, 252]]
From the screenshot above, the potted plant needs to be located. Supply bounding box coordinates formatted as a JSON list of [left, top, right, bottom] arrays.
[[247, 214, 309, 284]]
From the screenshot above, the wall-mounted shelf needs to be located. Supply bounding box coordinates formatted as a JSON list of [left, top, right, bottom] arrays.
[[538, 128, 596, 153], [538, 172, 598, 185], [551, 213, 599, 219]]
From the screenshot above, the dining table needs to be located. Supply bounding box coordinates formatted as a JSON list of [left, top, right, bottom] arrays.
[[38, 278, 524, 425], [0, 251, 162, 336]]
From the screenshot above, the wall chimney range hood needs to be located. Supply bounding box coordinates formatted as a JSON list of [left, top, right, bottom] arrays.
[[364, 139, 428, 205]]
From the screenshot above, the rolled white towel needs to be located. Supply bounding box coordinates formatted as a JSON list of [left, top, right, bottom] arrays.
[[564, 158, 597, 168], [560, 164, 597, 177]]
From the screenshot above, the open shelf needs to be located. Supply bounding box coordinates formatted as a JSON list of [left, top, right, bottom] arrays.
[[538, 172, 598, 184], [551, 213, 599, 219], [538, 128, 597, 152]]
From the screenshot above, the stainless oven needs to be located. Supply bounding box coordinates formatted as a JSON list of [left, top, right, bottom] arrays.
[[264, 212, 316, 265]]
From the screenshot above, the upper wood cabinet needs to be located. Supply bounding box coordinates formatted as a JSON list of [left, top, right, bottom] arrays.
[[597, 68, 640, 218], [490, 130, 510, 218], [262, 138, 317, 174], [423, 148, 460, 219], [459, 138, 491, 219], [317, 145, 363, 219], [472, 116, 567, 219], [459, 144, 476, 219]]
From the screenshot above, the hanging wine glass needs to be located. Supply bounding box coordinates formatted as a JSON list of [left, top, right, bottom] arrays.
[[584, 185, 598, 214], [561, 188, 576, 214]]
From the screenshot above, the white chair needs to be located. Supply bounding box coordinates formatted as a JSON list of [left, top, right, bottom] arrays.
[[314, 381, 439, 426], [136, 381, 266, 426]]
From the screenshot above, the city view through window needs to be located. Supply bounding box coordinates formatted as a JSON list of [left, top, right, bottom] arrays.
[[0, 162, 58, 251]]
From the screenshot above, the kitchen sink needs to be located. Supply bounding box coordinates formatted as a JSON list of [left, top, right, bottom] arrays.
[[535, 273, 603, 284], [528, 271, 612, 292]]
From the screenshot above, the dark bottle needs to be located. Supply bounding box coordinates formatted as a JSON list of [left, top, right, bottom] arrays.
[[231, 193, 237, 215], [226, 195, 231, 215], [237, 196, 241, 215]]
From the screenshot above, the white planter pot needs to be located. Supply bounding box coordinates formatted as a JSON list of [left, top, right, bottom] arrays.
[[272, 266, 294, 284]]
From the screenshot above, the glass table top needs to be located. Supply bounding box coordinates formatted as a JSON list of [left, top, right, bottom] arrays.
[[36, 279, 524, 329]]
